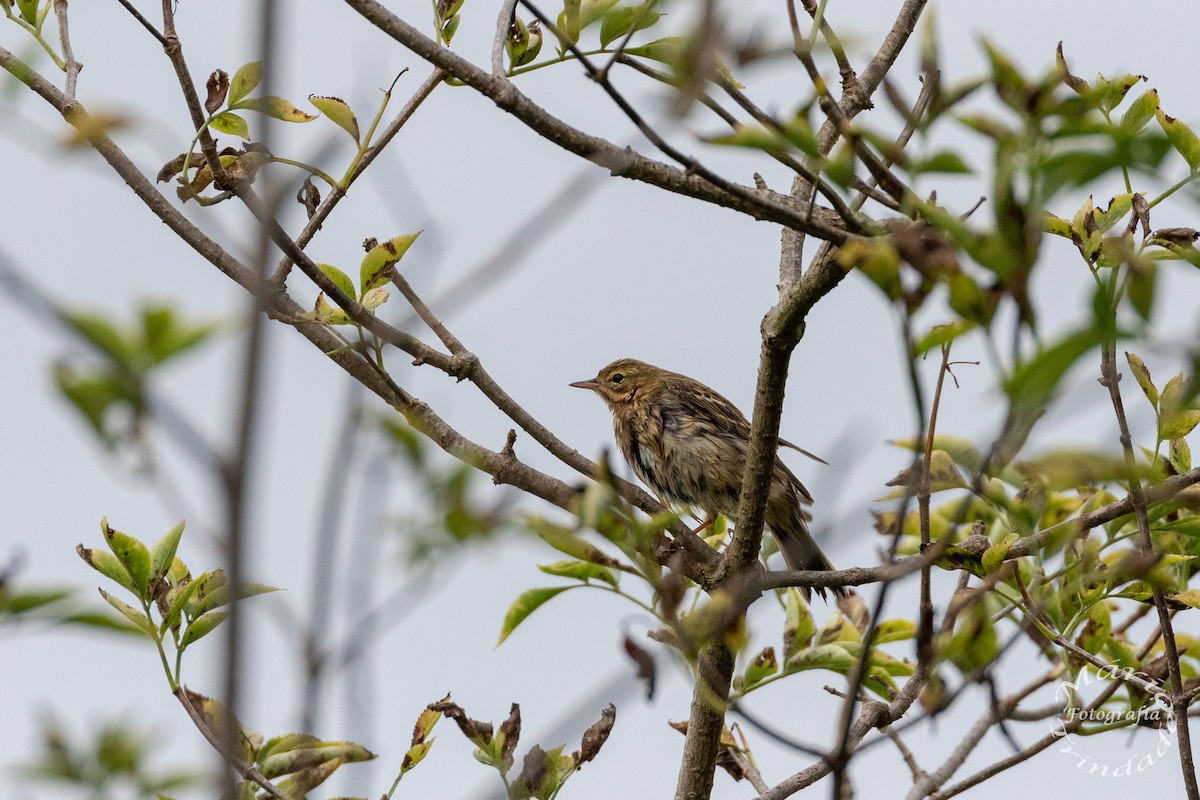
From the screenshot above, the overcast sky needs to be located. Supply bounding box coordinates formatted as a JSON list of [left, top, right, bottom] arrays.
[[4, 1, 1200, 798]]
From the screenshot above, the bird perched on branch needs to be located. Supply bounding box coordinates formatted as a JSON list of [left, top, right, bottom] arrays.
[[571, 358, 846, 600]]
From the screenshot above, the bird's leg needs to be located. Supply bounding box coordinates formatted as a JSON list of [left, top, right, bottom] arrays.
[[692, 517, 715, 536]]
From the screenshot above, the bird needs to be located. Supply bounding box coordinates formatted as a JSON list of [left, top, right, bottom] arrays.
[[570, 358, 846, 600]]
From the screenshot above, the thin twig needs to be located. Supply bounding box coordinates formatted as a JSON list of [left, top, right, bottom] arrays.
[[341, 0, 853, 240], [53, 0, 80, 100], [798, 0, 857, 92], [883, 725, 926, 782], [158, 0, 231, 189], [174, 689, 292, 800], [114, 0, 168, 45], [271, 67, 445, 285], [492, 0, 519, 76], [1100, 340, 1200, 798]]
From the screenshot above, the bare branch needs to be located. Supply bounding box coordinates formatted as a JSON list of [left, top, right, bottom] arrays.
[[114, 0, 168, 45], [272, 67, 446, 285], [1100, 341, 1200, 798], [53, 0, 80, 100], [492, 0, 519, 76], [340, 0, 852, 241]]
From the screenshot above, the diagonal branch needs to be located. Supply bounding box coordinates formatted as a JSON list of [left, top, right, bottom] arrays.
[[339, 0, 852, 242], [271, 67, 446, 285], [0, 45, 719, 589]]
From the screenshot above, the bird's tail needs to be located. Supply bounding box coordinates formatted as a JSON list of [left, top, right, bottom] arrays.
[[772, 520, 849, 602]]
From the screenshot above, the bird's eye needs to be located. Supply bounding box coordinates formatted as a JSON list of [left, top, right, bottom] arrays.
[[611, 373, 625, 385]]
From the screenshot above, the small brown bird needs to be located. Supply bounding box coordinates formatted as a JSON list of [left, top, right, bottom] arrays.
[[571, 358, 846, 599]]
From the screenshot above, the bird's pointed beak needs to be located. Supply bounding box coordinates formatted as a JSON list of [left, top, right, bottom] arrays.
[[569, 379, 600, 391]]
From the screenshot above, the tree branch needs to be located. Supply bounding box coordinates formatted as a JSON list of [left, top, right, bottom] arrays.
[[339, 0, 851, 242]]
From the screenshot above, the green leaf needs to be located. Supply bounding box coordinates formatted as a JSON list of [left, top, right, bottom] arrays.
[[1121, 89, 1159, 133], [228, 61, 263, 106], [183, 570, 226, 616], [1157, 108, 1200, 171], [1160, 373, 1200, 440], [742, 646, 778, 690], [1094, 73, 1144, 113], [256, 734, 320, 766], [782, 588, 814, 662], [139, 305, 218, 365], [873, 619, 917, 644], [276, 759, 345, 798], [180, 610, 229, 647], [624, 36, 684, 65], [61, 311, 135, 368], [913, 320, 978, 357], [1161, 409, 1200, 441], [537, 560, 618, 587], [1044, 213, 1072, 238], [785, 643, 857, 673], [163, 578, 203, 630], [1093, 194, 1134, 233], [258, 741, 376, 779], [530, 520, 623, 568], [360, 286, 390, 312], [77, 544, 139, 595], [910, 150, 971, 174], [192, 581, 281, 617], [401, 739, 435, 773], [236, 96, 318, 123], [1170, 438, 1191, 474], [496, 586, 574, 647], [599, 1, 661, 48], [360, 233, 421, 294], [1127, 264, 1156, 321], [102, 520, 152, 599], [317, 263, 355, 299], [1, 588, 70, 614], [15, 0, 38, 25], [60, 610, 145, 635], [981, 532, 1018, 574], [1005, 327, 1104, 411], [309, 95, 360, 144], [1125, 351, 1158, 408], [706, 124, 792, 156], [209, 111, 250, 140], [98, 588, 156, 637], [890, 434, 984, 472], [150, 521, 185, 586], [1170, 589, 1200, 610], [439, 13, 461, 45]]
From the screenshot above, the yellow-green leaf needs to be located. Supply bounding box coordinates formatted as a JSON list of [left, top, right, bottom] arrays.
[[209, 111, 250, 140], [150, 520, 186, 585], [537, 560, 618, 587], [496, 586, 575, 647], [98, 588, 156, 637], [309, 95, 360, 143], [181, 610, 229, 647], [1157, 108, 1200, 172], [77, 544, 139, 595], [360, 233, 421, 293], [317, 263, 355, 300], [1125, 351, 1158, 408], [228, 61, 263, 105], [103, 520, 152, 598], [237, 96, 318, 123]]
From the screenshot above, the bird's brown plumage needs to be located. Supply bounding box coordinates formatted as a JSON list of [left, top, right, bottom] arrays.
[[571, 358, 845, 600]]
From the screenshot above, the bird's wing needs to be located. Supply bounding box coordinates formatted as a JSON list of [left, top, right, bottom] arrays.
[[678, 380, 828, 465], [778, 437, 829, 465]]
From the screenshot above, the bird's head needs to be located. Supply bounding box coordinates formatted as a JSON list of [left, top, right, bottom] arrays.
[[570, 358, 658, 406]]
